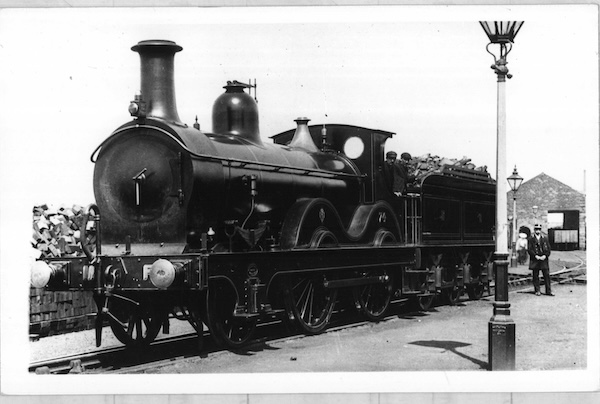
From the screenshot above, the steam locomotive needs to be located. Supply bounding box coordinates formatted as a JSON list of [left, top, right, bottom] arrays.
[[31, 40, 496, 350]]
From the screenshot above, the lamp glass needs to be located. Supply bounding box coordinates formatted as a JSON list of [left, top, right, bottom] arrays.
[[480, 21, 524, 44], [507, 167, 523, 192]]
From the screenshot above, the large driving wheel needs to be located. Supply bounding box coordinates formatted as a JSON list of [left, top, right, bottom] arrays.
[[284, 273, 337, 334], [353, 270, 393, 321], [205, 281, 257, 349], [107, 296, 163, 348]]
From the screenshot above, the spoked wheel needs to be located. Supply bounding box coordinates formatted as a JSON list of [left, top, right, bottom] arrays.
[[285, 274, 338, 334], [414, 267, 435, 311], [353, 270, 393, 321], [467, 282, 485, 300], [416, 294, 435, 311], [445, 279, 463, 305], [205, 282, 257, 349], [107, 296, 164, 348], [466, 262, 486, 300]]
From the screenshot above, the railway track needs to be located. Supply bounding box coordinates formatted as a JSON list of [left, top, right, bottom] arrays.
[[503, 256, 586, 293], [30, 306, 403, 375], [30, 261, 586, 375]]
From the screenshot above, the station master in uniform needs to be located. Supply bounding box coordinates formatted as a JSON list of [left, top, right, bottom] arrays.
[[528, 223, 554, 296]]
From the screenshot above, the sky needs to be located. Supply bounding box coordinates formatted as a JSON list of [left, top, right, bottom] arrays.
[[0, 4, 599, 395], [0, 5, 597, 209]]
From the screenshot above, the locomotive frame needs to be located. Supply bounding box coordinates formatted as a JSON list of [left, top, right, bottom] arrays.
[[31, 39, 497, 351]]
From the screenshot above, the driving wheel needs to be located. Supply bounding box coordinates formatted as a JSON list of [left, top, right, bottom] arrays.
[[353, 270, 393, 321], [284, 273, 337, 334]]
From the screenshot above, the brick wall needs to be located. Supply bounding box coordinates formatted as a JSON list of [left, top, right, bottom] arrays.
[[29, 287, 97, 337]]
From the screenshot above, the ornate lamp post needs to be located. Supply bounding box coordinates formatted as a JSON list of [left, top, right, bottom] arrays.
[[480, 20, 524, 371], [508, 166, 524, 267]]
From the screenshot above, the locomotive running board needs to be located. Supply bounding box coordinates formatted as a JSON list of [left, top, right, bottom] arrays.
[[322, 275, 389, 289], [233, 307, 286, 319]]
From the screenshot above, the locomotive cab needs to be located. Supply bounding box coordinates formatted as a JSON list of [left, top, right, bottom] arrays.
[[271, 123, 395, 204]]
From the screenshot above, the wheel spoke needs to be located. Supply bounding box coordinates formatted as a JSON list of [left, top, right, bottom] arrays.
[[307, 283, 314, 324], [364, 285, 373, 310], [126, 314, 135, 338], [299, 281, 312, 321]]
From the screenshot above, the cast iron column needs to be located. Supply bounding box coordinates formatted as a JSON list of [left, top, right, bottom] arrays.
[[511, 193, 518, 267], [488, 55, 516, 371]]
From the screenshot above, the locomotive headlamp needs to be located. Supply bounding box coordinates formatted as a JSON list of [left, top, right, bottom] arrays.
[[31, 261, 66, 288], [31, 261, 52, 288], [149, 258, 185, 289], [128, 101, 139, 116], [128, 93, 146, 118]]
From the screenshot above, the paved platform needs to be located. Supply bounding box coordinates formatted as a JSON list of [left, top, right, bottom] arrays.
[[21, 249, 594, 396]]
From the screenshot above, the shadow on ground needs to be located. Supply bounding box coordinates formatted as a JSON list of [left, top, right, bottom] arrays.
[[409, 340, 489, 370]]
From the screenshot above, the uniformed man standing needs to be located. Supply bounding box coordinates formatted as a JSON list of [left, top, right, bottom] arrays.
[[528, 223, 554, 296]]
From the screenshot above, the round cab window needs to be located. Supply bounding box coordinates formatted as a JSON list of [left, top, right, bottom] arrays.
[[343, 137, 364, 159]]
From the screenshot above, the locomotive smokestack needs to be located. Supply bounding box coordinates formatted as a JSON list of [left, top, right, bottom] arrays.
[[131, 40, 182, 124]]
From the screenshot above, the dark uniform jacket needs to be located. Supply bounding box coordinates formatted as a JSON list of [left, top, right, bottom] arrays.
[[382, 161, 414, 195], [528, 234, 551, 270]]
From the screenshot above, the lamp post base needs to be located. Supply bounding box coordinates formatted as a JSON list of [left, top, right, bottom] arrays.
[[489, 308, 516, 370], [488, 252, 516, 370]]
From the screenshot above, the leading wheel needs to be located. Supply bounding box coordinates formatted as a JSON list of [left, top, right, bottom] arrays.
[[353, 270, 393, 321], [205, 282, 257, 349], [285, 274, 338, 334], [107, 297, 163, 348]]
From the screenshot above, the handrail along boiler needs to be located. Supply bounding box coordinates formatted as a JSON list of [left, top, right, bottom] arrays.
[[31, 40, 496, 350]]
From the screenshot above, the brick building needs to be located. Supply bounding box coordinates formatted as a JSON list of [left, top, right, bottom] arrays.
[[507, 172, 586, 250]]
